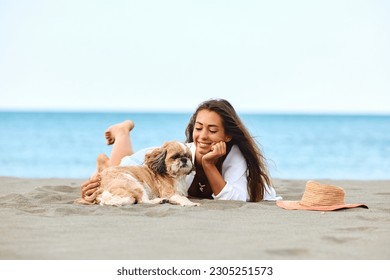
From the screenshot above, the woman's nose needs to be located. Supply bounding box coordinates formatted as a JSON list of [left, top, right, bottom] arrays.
[[199, 129, 208, 139]]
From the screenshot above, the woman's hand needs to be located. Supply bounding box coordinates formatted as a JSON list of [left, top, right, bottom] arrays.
[[201, 141, 227, 166], [81, 173, 101, 199]]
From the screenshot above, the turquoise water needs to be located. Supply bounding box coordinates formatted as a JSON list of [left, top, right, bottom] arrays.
[[0, 112, 389, 179]]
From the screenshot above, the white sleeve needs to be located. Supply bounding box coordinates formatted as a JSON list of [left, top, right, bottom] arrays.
[[263, 184, 283, 201], [212, 145, 250, 201], [211, 145, 282, 201]]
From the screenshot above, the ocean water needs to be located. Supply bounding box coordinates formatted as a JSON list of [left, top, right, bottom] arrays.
[[0, 111, 389, 180]]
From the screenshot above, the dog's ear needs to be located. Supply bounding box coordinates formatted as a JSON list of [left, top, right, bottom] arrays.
[[145, 147, 167, 174]]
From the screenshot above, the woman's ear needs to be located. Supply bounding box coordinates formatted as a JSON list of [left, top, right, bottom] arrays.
[[225, 135, 232, 142], [145, 148, 167, 174]]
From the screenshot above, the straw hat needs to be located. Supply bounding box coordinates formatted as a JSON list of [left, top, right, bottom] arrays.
[[276, 180, 368, 211]]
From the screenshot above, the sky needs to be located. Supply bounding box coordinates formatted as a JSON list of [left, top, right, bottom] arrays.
[[1, 0, 389, 114]]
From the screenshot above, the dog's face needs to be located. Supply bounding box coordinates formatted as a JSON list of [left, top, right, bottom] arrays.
[[144, 141, 193, 177]]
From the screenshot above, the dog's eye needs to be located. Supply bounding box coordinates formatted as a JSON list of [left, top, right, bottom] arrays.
[[171, 153, 181, 160]]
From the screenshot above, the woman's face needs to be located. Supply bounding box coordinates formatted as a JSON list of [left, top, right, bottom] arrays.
[[192, 109, 230, 162]]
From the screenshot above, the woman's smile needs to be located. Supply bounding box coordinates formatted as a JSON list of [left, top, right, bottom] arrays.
[[197, 141, 212, 149]]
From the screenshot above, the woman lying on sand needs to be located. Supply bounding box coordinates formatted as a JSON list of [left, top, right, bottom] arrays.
[[81, 98, 279, 201]]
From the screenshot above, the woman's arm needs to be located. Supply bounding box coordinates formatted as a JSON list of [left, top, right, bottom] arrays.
[[212, 145, 249, 201], [202, 143, 249, 201], [201, 141, 229, 196]]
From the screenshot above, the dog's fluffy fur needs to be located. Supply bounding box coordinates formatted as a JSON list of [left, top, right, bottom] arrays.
[[76, 141, 199, 207]]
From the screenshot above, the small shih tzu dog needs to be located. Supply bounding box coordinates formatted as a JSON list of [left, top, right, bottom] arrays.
[[77, 141, 199, 207]]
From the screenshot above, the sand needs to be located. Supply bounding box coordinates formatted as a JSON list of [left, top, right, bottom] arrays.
[[0, 176, 389, 260]]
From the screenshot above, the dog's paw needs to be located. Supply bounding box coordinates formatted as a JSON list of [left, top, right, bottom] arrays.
[[183, 202, 200, 207]]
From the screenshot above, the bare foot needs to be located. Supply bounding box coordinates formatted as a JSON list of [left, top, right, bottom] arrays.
[[104, 120, 134, 145]]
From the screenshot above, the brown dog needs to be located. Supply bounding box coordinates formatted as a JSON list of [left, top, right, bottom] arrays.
[[76, 141, 199, 207]]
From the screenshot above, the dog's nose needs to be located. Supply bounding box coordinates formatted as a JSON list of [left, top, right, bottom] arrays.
[[181, 157, 187, 164]]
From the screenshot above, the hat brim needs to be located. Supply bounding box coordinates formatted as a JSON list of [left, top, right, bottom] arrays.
[[276, 200, 368, 211]]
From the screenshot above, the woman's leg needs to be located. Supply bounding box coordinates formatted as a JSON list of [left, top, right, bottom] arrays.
[[79, 120, 135, 200], [104, 120, 135, 166]]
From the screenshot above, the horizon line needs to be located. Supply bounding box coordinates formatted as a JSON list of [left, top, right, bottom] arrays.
[[1, 107, 389, 116]]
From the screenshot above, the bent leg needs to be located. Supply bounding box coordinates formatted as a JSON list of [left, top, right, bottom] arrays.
[[105, 120, 135, 166], [96, 153, 110, 172], [80, 120, 135, 200]]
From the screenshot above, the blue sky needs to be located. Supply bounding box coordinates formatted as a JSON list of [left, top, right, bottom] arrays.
[[1, 0, 389, 113]]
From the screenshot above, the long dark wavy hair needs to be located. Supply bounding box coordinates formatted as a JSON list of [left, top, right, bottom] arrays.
[[185, 98, 271, 202]]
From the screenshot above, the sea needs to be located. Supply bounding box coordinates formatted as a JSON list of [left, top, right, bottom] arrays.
[[0, 111, 389, 180]]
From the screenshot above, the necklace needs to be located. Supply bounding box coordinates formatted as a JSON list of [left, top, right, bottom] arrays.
[[198, 182, 205, 192]]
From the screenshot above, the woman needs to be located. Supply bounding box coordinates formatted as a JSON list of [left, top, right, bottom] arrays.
[[81, 98, 279, 202]]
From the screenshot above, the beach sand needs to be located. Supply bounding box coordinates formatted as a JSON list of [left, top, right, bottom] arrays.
[[0, 176, 389, 260]]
